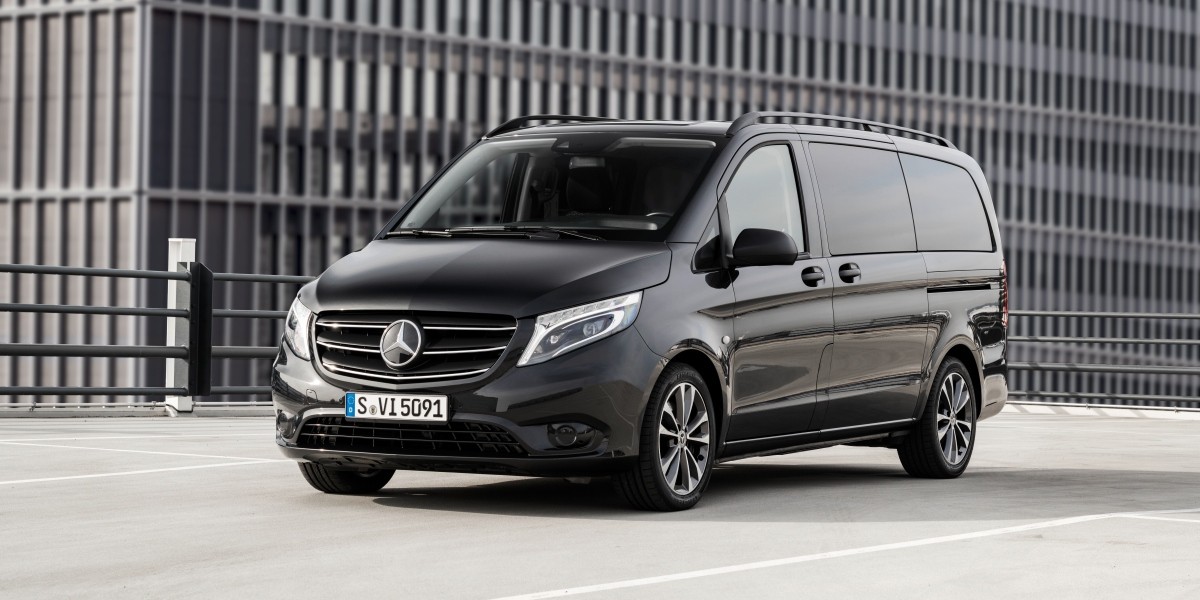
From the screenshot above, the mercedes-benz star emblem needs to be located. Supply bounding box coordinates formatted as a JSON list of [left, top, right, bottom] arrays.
[[379, 319, 423, 369]]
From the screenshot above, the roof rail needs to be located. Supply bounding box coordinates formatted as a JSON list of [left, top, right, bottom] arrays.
[[485, 115, 622, 138], [726, 111, 956, 149]]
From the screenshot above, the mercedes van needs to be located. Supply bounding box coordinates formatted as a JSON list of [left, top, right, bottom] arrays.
[[272, 112, 1008, 511]]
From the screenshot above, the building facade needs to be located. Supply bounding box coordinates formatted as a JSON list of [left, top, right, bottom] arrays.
[[1, 0, 1198, 406]]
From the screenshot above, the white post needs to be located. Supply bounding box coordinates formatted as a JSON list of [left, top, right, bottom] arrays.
[[164, 238, 196, 415]]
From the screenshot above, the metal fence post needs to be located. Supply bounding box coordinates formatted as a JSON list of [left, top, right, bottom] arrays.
[[165, 238, 196, 415], [187, 262, 213, 397]]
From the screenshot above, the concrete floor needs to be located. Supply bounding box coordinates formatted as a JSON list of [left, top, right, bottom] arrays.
[[0, 412, 1197, 599]]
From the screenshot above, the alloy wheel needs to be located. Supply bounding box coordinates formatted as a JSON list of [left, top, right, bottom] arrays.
[[936, 372, 973, 465], [657, 382, 711, 495]]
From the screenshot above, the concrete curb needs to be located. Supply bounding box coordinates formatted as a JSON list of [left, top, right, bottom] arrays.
[[1004, 401, 1200, 421], [0, 407, 273, 418], [0, 407, 170, 418]]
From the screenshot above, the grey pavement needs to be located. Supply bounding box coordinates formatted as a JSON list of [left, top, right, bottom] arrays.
[[0, 412, 1197, 599]]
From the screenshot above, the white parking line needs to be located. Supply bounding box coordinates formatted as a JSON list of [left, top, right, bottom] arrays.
[[0, 433, 265, 442], [0, 421, 266, 428], [1117, 514, 1200, 525], [0, 441, 276, 462], [489, 507, 1200, 600], [0, 460, 286, 486], [987, 424, 1200, 438]]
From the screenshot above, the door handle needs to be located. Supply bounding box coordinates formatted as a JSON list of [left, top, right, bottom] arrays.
[[801, 266, 825, 287], [838, 263, 861, 283]]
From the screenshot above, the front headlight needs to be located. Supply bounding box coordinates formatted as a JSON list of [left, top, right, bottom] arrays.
[[283, 297, 314, 361], [518, 292, 642, 367]]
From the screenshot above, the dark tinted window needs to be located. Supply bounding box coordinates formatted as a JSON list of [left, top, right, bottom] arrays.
[[394, 133, 719, 241], [724, 144, 805, 249], [809, 144, 915, 255], [900, 154, 994, 251]]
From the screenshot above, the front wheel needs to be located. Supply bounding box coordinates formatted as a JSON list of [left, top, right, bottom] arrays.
[[897, 358, 977, 478], [299, 463, 394, 494], [614, 363, 715, 511]]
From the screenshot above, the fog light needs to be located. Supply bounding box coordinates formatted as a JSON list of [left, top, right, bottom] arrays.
[[276, 410, 297, 438], [552, 425, 577, 447], [548, 423, 596, 449]]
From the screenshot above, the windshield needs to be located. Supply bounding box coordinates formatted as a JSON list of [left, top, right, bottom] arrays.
[[388, 132, 721, 241]]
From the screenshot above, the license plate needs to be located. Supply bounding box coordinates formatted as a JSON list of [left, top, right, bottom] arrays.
[[345, 392, 448, 423]]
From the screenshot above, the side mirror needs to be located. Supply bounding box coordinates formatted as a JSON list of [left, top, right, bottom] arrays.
[[730, 228, 798, 267]]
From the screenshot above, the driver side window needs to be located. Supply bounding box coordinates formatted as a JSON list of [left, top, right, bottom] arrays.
[[422, 154, 517, 228], [724, 144, 806, 250]]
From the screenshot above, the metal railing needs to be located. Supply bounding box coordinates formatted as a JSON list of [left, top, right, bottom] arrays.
[[0, 252, 313, 411], [1008, 310, 1200, 410], [2, 259, 1199, 413]]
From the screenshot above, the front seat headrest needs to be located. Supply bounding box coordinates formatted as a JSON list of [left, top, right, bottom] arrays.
[[565, 166, 613, 213], [641, 164, 698, 215]]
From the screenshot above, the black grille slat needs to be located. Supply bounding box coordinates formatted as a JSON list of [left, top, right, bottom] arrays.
[[315, 329, 384, 348], [316, 330, 509, 352], [297, 417, 527, 457], [321, 352, 498, 376], [314, 311, 516, 387], [424, 331, 514, 351]]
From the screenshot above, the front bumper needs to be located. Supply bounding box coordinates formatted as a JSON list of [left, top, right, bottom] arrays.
[[271, 326, 661, 477], [276, 445, 636, 477]]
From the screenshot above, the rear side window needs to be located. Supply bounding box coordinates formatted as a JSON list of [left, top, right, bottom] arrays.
[[900, 154, 994, 252], [809, 143, 915, 255]]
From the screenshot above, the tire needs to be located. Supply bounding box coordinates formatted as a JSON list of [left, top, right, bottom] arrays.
[[298, 462, 394, 494], [898, 358, 978, 478], [614, 363, 715, 511]]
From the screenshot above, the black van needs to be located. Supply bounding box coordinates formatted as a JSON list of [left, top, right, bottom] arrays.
[[272, 112, 1008, 511]]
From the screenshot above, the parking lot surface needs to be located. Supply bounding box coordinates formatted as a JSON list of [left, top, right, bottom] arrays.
[[1, 412, 1197, 599]]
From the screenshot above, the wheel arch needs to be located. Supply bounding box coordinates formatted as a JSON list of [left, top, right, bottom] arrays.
[[939, 343, 983, 415], [660, 347, 727, 452]]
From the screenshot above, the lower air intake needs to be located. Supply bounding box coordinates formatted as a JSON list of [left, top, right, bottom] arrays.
[[297, 416, 527, 457]]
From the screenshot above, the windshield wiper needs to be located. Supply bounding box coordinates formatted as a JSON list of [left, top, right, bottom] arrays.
[[448, 225, 603, 241], [386, 226, 603, 241], [525, 226, 604, 241], [386, 227, 528, 239], [383, 229, 452, 238]]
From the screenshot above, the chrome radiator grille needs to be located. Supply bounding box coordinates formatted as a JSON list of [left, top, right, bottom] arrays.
[[313, 312, 516, 387]]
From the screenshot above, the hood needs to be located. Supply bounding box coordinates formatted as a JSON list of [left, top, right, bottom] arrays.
[[302, 238, 672, 318]]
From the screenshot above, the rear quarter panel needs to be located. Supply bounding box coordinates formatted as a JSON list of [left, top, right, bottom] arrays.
[[900, 138, 1007, 421], [922, 255, 1008, 420]]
